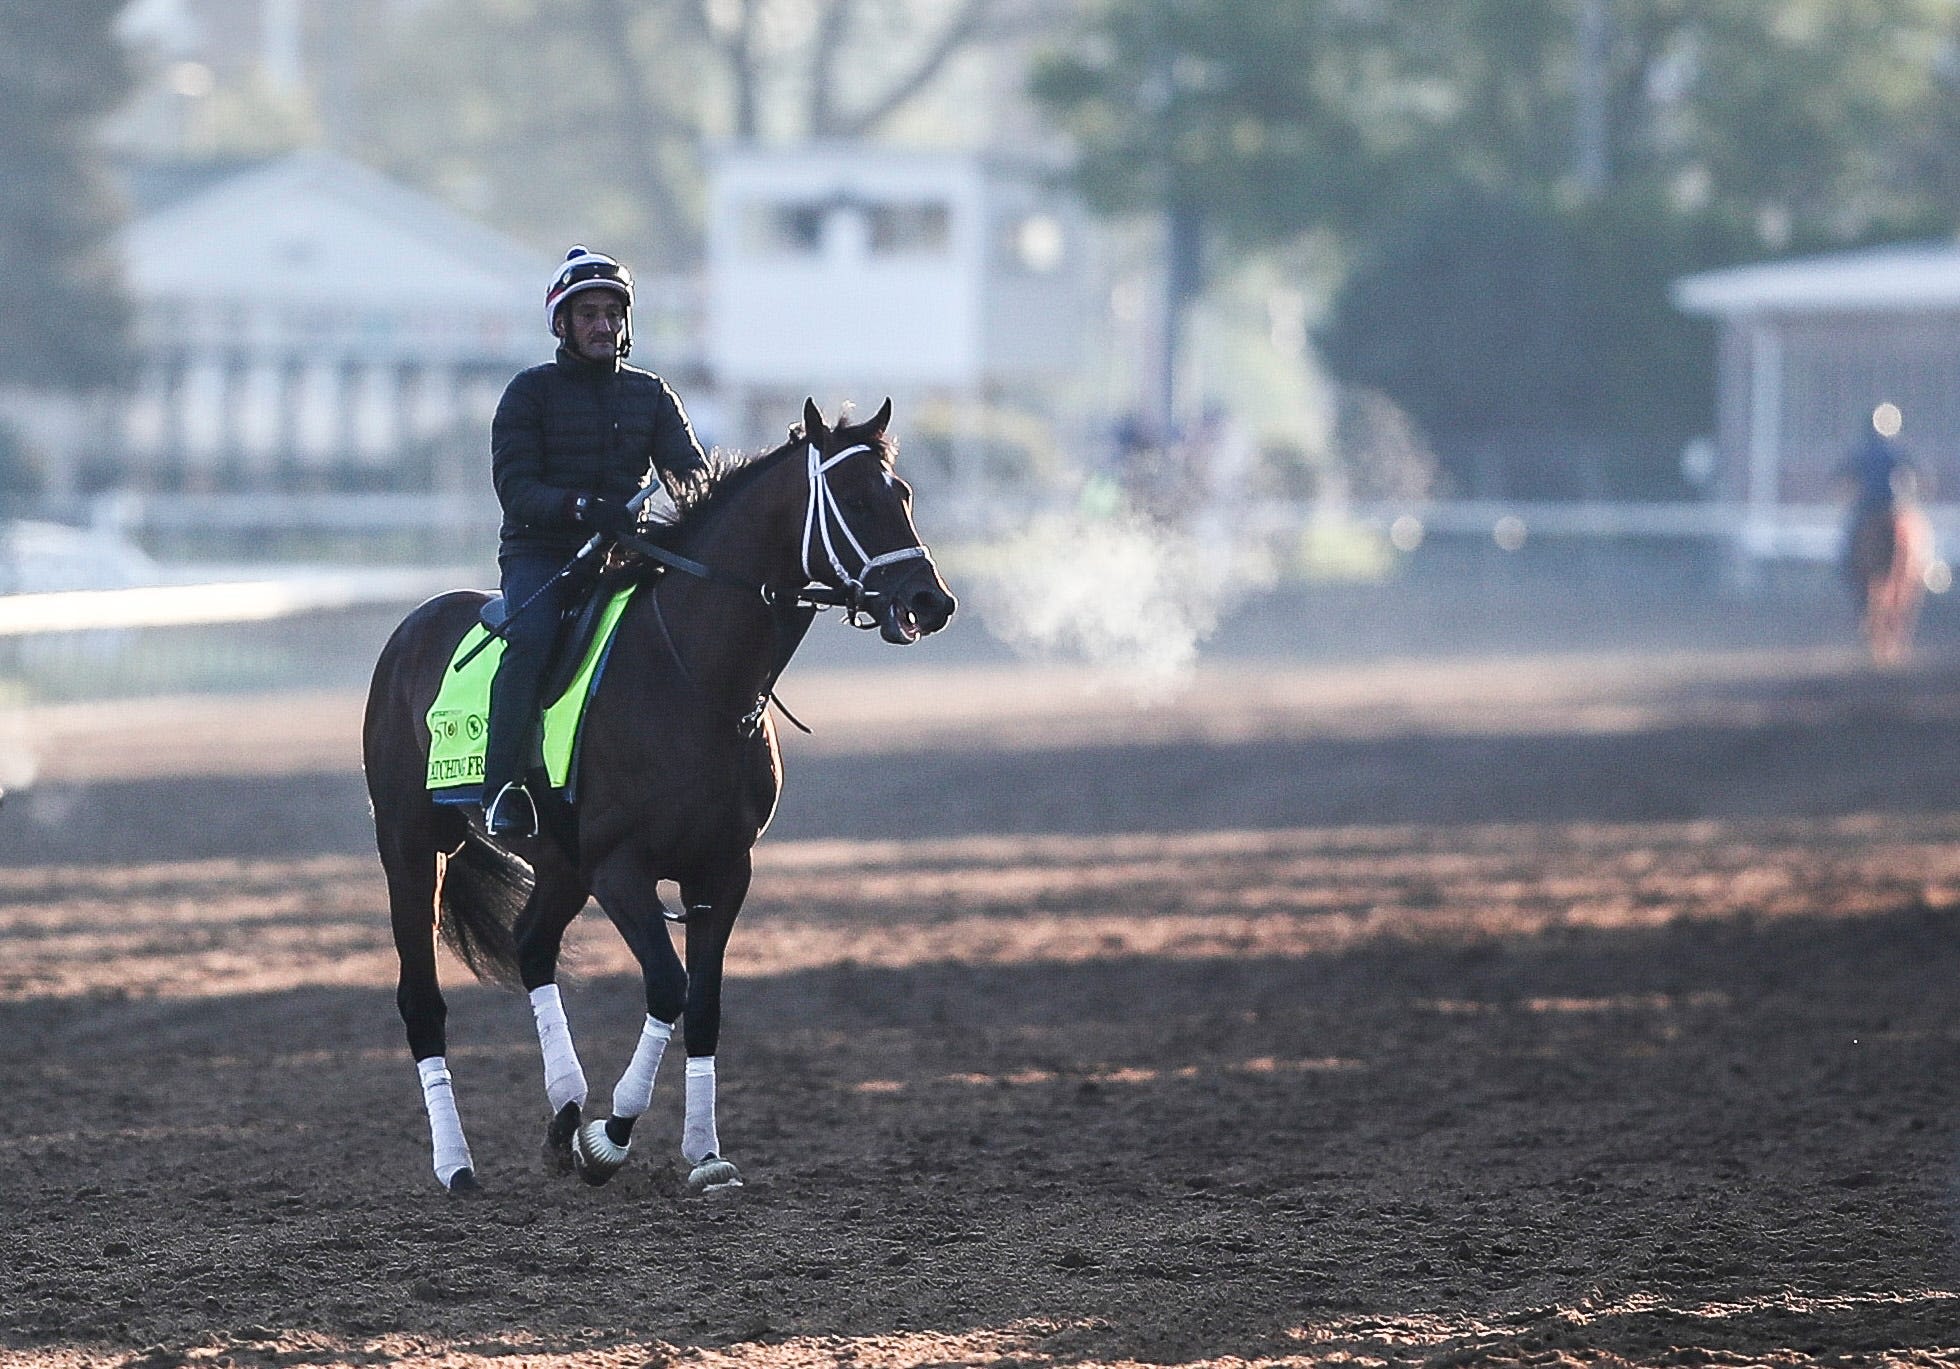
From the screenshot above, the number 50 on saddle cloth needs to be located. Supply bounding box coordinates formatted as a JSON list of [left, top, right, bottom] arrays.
[[424, 585, 639, 805]]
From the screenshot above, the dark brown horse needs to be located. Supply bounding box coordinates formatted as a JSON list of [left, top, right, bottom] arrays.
[[363, 399, 955, 1194], [1844, 500, 1931, 665]]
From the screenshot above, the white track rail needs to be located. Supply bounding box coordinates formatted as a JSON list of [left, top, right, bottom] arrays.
[[0, 567, 470, 636]]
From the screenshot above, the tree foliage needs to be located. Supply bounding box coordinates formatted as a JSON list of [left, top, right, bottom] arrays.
[[1038, 0, 1960, 248], [0, 0, 130, 390], [1318, 186, 1758, 497], [1033, 0, 1960, 496], [359, 0, 1046, 269], [1406, 0, 1959, 244], [1028, 0, 1418, 243]]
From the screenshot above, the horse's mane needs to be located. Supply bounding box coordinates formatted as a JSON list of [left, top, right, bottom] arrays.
[[645, 417, 896, 544]]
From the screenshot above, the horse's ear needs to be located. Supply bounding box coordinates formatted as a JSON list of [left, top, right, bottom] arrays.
[[803, 397, 825, 440], [869, 397, 892, 434]]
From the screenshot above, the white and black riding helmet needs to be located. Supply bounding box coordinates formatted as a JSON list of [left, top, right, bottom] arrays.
[[546, 246, 634, 353]]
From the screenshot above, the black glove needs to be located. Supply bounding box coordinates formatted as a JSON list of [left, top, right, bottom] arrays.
[[571, 493, 636, 536]]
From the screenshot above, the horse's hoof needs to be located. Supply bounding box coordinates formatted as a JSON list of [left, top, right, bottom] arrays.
[[687, 1154, 742, 1194], [446, 1167, 483, 1197], [572, 1119, 630, 1187], [543, 1100, 580, 1174]]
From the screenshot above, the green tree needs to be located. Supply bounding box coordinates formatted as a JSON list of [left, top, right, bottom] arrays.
[[1035, 0, 1960, 494], [1029, 0, 1407, 243], [1030, 0, 1421, 440], [1314, 0, 1960, 496], [1410, 0, 1959, 243], [0, 1, 131, 389], [1034, 0, 1960, 253], [1318, 185, 1758, 498]]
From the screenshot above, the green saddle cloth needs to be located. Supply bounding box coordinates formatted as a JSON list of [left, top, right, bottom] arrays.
[[425, 585, 638, 795]]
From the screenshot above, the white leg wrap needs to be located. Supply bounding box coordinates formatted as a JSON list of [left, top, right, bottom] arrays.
[[416, 1056, 473, 1187], [611, 1015, 673, 1120], [529, 983, 588, 1112], [682, 1055, 721, 1163]]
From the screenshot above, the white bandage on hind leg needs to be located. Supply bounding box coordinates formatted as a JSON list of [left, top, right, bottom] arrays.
[[611, 1015, 673, 1120], [682, 1055, 721, 1163], [416, 1056, 474, 1186], [528, 983, 588, 1112]]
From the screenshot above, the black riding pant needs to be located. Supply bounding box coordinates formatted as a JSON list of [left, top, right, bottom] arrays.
[[483, 547, 576, 795]]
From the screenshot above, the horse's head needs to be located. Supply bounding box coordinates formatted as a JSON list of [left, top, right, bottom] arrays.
[[799, 397, 957, 644]]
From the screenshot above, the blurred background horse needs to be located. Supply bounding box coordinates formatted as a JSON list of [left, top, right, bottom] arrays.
[[1840, 402, 1932, 665], [1844, 498, 1931, 665]]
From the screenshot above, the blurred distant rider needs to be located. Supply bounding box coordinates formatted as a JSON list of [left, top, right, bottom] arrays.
[[1837, 402, 1921, 597], [1842, 402, 1918, 515], [482, 246, 709, 839]]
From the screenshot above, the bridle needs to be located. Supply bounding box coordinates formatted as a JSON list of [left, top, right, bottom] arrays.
[[616, 434, 934, 622], [620, 432, 940, 724], [716, 435, 940, 737], [798, 440, 935, 626]]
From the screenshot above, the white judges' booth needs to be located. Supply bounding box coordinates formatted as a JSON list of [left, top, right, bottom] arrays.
[[705, 143, 1094, 512]]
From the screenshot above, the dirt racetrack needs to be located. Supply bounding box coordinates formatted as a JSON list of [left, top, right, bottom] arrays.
[[5, 561, 1960, 1368]]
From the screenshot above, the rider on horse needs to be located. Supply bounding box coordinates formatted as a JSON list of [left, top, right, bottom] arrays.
[[1839, 403, 1919, 593], [1843, 403, 1917, 515], [484, 247, 710, 839]]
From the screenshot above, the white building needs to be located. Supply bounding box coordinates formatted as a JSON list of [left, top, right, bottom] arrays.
[[706, 143, 1095, 477], [115, 150, 550, 506], [92, 143, 1097, 543], [1674, 242, 1960, 557]]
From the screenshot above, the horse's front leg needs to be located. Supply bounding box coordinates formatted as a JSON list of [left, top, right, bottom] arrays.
[[565, 854, 689, 1186], [676, 855, 751, 1193], [513, 867, 598, 1172]]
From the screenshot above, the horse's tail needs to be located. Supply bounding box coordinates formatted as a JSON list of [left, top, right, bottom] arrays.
[[435, 830, 532, 987]]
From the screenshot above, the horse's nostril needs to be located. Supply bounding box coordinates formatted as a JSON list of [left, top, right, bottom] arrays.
[[909, 587, 955, 626]]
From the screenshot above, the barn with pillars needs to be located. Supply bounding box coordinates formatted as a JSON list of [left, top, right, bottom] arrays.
[[113, 150, 548, 499]]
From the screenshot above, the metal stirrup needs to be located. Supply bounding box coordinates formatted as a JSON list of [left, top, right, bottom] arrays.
[[486, 781, 538, 838]]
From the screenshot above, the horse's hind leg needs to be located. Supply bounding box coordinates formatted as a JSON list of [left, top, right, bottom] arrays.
[[380, 815, 480, 1195], [565, 855, 688, 1186], [511, 870, 596, 1172]]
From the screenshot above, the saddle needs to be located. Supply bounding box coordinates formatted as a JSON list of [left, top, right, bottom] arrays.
[[425, 572, 645, 802], [479, 566, 632, 706]]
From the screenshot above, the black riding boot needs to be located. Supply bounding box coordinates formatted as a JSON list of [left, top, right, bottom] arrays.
[[483, 654, 543, 840]]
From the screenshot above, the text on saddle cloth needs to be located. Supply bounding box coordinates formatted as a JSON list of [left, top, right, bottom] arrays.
[[425, 584, 640, 794]]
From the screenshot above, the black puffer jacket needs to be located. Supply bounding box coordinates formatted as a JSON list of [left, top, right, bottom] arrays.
[[491, 345, 708, 554]]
